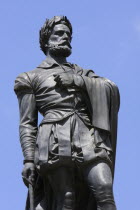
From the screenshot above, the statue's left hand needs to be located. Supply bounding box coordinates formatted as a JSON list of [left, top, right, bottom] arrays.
[[54, 73, 74, 87]]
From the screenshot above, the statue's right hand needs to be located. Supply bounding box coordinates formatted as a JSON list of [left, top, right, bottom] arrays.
[[22, 162, 35, 188]]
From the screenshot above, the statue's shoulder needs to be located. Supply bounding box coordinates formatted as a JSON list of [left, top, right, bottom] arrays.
[[15, 67, 41, 83], [14, 68, 40, 95], [102, 77, 119, 91], [73, 63, 95, 76], [26, 68, 43, 81], [15, 71, 29, 82]]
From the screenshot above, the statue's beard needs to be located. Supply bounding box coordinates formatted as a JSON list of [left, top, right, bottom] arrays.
[[48, 43, 72, 57]]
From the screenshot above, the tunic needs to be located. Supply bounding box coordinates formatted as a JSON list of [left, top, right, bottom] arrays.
[[14, 58, 118, 170]]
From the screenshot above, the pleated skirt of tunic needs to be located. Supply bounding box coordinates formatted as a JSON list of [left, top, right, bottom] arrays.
[[35, 113, 112, 171]]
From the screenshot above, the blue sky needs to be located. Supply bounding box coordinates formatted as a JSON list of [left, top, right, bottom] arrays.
[[0, 0, 140, 209]]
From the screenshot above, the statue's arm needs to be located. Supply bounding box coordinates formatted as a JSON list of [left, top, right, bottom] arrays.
[[18, 93, 38, 163], [14, 73, 38, 163], [73, 74, 86, 89]]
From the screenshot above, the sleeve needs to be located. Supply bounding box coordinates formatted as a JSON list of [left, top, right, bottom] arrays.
[[14, 73, 38, 162], [73, 74, 86, 89]]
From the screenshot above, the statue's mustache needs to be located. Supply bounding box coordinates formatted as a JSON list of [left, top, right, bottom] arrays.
[[48, 41, 72, 49]]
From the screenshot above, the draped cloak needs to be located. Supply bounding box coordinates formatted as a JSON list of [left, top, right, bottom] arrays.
[[14, 60, 120, 210]]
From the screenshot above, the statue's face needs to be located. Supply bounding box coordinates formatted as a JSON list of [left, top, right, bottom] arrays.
[[49, 24, 71, 47], [47, 24, 72, 57]]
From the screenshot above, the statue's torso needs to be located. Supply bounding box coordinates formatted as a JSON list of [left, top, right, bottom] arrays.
[[28, 64, 91, 125]]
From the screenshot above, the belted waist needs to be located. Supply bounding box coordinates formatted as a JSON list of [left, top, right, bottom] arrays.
[[40, 110, 75, 125], [39, 107, 92, 126]]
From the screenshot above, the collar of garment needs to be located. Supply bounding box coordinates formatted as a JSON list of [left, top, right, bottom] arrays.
[[37, 57, 73, 69]]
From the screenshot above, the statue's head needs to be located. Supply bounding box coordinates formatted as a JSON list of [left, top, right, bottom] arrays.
[[40, 16, 73, 57]]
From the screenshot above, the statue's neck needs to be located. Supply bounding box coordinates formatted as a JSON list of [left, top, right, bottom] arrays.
[[46, 53, 67, 65]]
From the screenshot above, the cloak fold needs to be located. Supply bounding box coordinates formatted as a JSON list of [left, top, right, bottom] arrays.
[[82, 74, 120, 177]]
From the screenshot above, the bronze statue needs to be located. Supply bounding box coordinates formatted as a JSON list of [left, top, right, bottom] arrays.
[[14, 16, 120, 210]]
